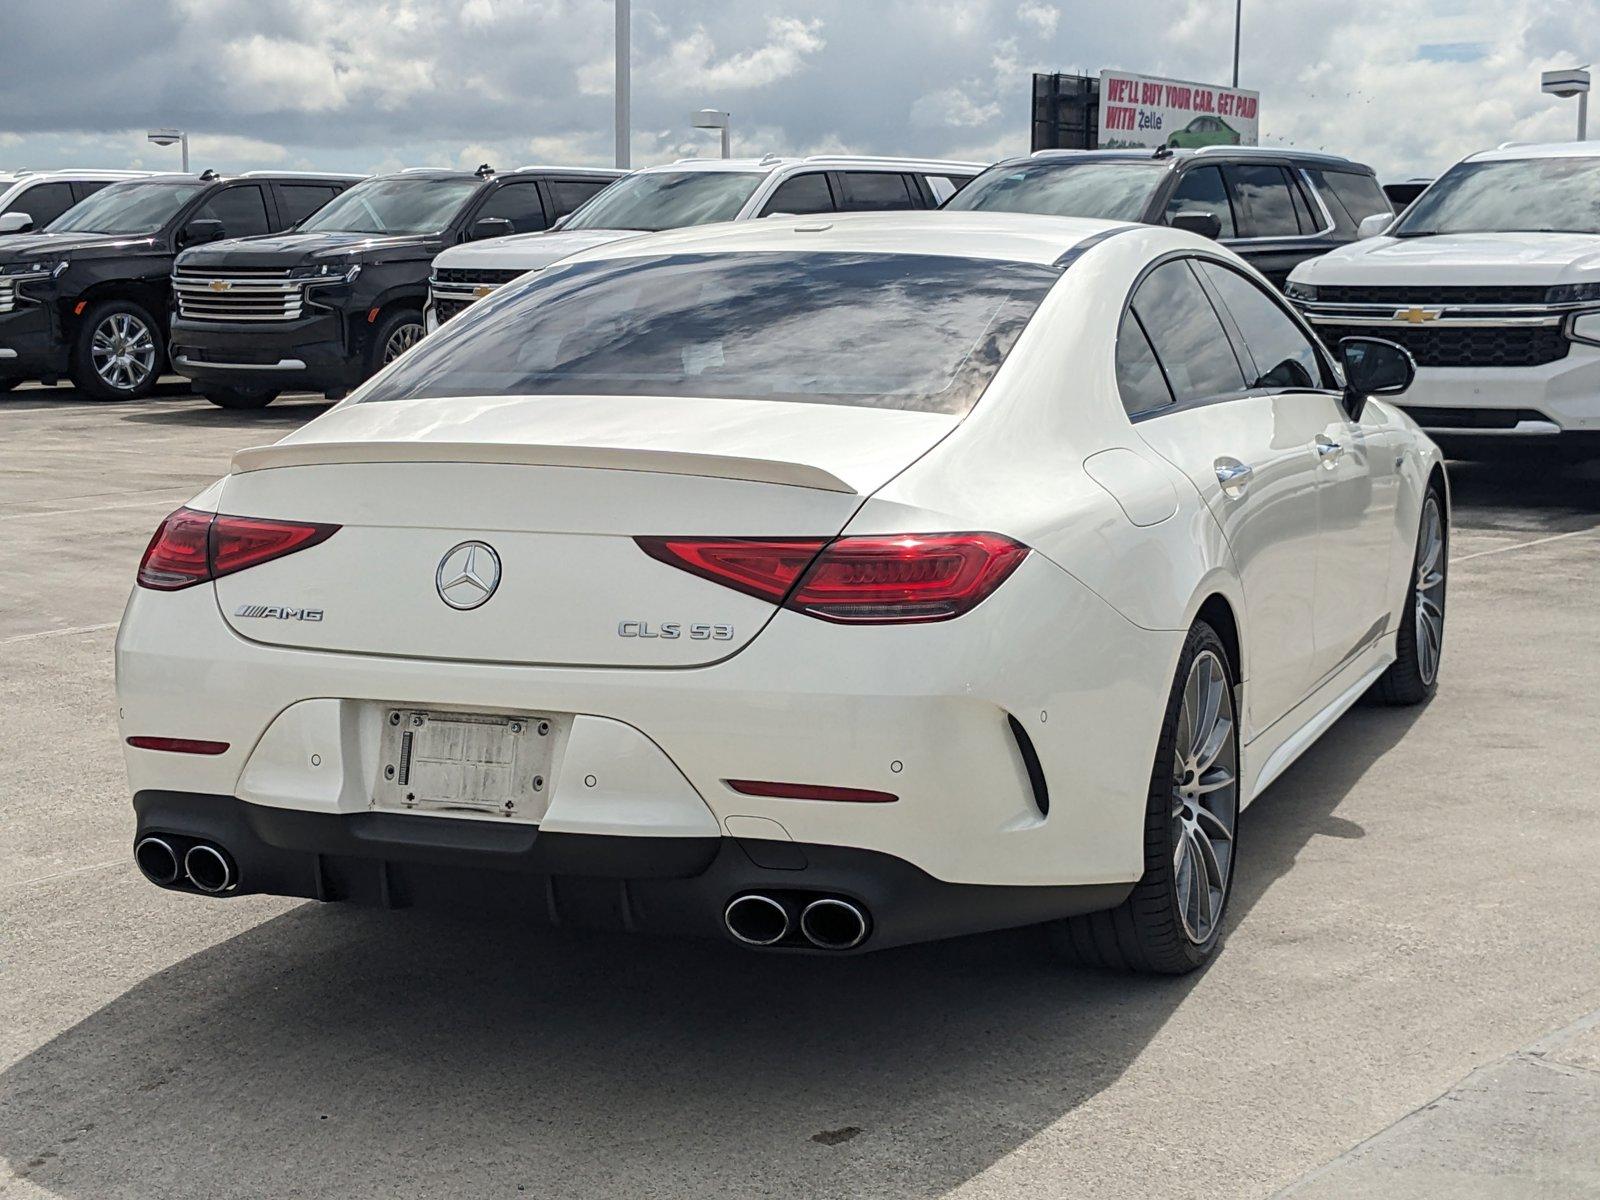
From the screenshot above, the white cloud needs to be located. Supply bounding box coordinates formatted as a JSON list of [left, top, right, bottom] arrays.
[[1017, 2, 1059, 37]]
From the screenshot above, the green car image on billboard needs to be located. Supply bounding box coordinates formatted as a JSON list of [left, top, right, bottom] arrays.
[[1165, 116, 1242, 149]]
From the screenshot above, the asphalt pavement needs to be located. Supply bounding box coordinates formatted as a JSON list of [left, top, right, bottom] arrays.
[[3, 382, 1598, 1199]]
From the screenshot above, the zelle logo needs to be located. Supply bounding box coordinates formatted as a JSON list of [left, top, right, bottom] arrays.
[[618, 621, 733, 641], [235, 605, 325, 622]]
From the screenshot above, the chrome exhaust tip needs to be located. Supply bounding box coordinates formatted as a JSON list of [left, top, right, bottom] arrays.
[[799, 897, 869, 951], [134, 836, 181, 886], [723, 894, 791, 946], [183, 843, 236, 894]]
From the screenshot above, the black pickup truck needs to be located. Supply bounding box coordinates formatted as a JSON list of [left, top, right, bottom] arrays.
[[167, 164, 621, 408], [0, 171, 359, 399]]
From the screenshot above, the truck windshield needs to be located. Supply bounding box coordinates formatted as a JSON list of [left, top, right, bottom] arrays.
[[297, 177, 482, 235], [943, 160, 1165, 220], [1392, 156, 1600, 236], [46, 180, 207, 235], [565, 172, 764, 232], [357, 251, 1059, 416]]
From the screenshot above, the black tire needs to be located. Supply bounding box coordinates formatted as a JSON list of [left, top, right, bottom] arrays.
[[367, 308, 425, 378], [1049, 621, 1240, 974], [201, 387, 280, 410], [69, 299, 165, 401], [1372, 485, 1447, 706]]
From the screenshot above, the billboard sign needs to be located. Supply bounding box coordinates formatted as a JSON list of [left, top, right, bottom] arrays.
[[1098, 70, 1259, 151]]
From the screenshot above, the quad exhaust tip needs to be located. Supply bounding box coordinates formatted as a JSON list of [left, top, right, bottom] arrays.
[[183, 843, 237, 894], [724, 894, 790, 946], [799, 897, 869, 951], [134, 836, 181, 886]]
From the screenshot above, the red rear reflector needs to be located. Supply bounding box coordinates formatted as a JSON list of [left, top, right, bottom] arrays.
[[126, 736, 230, 755], [137, 507, 340, 590], [637, 532, 1027, 623], [726, 779, 898, 804]]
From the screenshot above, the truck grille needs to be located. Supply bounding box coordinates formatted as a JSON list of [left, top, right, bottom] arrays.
[[1312, 323, 1571, 368], [1312, 285, 1551, 306], [0, 279, 13, 314], [173, 266, 303, 322], [429, 268, 530, 325]]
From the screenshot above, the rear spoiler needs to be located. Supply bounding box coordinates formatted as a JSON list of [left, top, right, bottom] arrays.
[[229, 440, 858, 494]]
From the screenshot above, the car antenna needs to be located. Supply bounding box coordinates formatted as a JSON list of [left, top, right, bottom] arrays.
[[474, 162, 495, 178], [1151, 146, 1173, 160], [198, 168, 220, 180]]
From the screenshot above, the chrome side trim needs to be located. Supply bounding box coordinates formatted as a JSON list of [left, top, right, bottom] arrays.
[[173, 355, 306, 371]]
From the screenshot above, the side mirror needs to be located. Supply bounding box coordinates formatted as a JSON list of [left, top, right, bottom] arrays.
[[1356, 213, 1392, 240], [180, 218, 226, 247], [1171, 210, 1223, 240], [0, 211, 34, 234], [470, 216, 515, 241], [1340, 336, 1415, 415]]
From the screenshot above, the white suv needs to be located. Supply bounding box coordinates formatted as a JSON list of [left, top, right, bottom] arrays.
[[0, 170, 153, 234], [425, 155, 983, 329], [1287, 142, 1600, 457]]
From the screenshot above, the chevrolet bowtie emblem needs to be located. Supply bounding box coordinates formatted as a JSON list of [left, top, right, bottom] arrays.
[[1395, 306, 1442, 324], [472, 285, 495, 298], [209, 280, 231, 292]]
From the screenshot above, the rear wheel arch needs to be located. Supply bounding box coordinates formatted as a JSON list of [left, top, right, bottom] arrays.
[[1195, 593, 1242, 684]]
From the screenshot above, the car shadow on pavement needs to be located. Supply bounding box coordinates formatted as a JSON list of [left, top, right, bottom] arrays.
[[0, 705, 1422, 1200], [1444, 455, 1600, 532]]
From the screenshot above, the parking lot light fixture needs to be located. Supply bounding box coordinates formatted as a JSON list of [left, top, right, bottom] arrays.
[[692, 109, 732, 159], [1542, 68, 1590, 140], [146, 129, 189, 172]]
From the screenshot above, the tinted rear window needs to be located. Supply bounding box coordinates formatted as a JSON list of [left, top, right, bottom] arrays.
[[948, 160, 1165, 221], [359, 252, 1060, 416], [1319, 170, 1391, 226]]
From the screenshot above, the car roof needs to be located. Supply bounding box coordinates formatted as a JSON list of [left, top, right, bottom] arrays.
[[1469, 141, 1600, 162], [563, 209, 1136, 268], [1011, 145, 1374, 172], [102, 172, 362, 185], [0, 169, 155, 183], [645, 154, 988, 176]]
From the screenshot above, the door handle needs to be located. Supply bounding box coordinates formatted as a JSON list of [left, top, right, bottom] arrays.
[[1214, 459, 1253, 496], [1314, 435, 1344, 463]]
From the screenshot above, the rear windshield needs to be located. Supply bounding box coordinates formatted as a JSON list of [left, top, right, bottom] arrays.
[[943, 160, 1165, 221], [358, 252, 1060, 415], [1392, 156, 1600, 236]]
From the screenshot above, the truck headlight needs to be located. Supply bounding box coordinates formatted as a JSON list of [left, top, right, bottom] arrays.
[[1284, 280, 1318, 302]]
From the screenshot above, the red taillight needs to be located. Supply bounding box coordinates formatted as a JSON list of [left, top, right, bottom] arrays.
[[637, 532, 1027, 624], [126, 736, 230, 755], [726, 779, 898, 803], [137, 507, 340, 591]]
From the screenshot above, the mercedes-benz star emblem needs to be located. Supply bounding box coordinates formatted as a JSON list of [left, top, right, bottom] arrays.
[[436, 541, 502, 610]]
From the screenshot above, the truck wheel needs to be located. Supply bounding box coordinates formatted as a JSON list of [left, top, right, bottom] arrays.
[[201, 387, 280, 410], [1048, 621, 1240, 974], [368, 308, 425, 377], [70, 300, 165, 401]]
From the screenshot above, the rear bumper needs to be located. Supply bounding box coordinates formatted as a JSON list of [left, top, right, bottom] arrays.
[[169, 313, 364, 396], [133, 790, 1130, 952]]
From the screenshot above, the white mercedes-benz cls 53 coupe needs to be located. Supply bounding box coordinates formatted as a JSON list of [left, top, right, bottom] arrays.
[[118, 212, 1447, 972]]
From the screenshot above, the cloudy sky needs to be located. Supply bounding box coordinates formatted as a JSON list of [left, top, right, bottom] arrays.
[[0, 0, 1593, 181]]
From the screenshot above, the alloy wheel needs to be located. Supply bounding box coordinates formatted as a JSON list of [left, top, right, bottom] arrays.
[[382, 322, 425, 364], [1414, 495, 1446, 686], [90, 312, 157, 392], [1171, 649, 1238, 945]]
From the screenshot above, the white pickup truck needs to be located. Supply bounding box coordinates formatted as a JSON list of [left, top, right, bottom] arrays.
[[1287, 141, 1600, 459]]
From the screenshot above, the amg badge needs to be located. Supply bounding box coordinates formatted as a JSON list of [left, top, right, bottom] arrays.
[[235, 604, 324, 622]]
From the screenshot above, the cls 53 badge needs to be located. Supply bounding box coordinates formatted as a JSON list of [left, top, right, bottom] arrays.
[[617, 621, 733, 641]]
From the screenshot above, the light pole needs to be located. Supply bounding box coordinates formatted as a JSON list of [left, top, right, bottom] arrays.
[[146, 128, 189, 172], [692, 109, 731, 158], [1543, 67, 1590, 140], [1231, 0, 1242, 88], [614, 0, 630, 168]]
